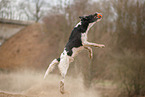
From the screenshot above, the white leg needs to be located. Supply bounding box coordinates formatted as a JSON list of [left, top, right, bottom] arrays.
[[83, 41, 105, 48], [44, 59, 59, 79], [58, 51, 70, 94]]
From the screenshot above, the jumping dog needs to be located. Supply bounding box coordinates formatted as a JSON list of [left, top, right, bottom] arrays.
[[44, 12, 105, 94]]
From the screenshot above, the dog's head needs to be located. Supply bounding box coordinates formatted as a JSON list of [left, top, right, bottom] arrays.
[[79, 12, 102, 23]]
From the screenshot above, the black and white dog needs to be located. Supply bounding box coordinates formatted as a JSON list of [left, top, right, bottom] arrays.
[[44, 12, 105, 94]]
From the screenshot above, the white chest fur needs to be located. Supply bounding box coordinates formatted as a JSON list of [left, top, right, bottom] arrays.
[[81, 33, 87, 44], [81, 22, 96, 45], [86, 22, 96, 34]]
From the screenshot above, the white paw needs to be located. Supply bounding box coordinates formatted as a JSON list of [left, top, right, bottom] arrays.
[[98, 44, 105, 48]]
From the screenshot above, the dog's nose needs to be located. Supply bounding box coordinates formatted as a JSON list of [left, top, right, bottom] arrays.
[[97, 13, 102, 18]]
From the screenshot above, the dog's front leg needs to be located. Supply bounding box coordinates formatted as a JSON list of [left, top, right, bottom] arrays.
[[83, 41, 105, 48], [84, 46, 93, 58]]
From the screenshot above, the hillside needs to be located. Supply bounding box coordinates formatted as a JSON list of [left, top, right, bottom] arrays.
[[0, 23, 60, 70]]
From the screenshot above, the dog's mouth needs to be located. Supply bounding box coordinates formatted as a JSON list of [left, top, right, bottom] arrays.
[[94, 13, 102, 19], [97, 13, 102, 19]]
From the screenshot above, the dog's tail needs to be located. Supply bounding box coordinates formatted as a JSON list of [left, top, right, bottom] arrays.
[[44, 58, 60, 79]]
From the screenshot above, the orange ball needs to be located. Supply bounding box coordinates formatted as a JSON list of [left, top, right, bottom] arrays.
[[97, 13, 102, 18]]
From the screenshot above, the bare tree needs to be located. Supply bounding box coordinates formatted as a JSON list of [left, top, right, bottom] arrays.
[[19, 0, 50, 22], [0, 0, 10, 18]]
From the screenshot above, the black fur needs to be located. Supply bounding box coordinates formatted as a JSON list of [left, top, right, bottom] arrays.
[[65, 12, 100, 56], [65, 21, 89, 56]]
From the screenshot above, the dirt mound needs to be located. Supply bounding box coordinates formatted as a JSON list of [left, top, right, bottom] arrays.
[[0, 23, 60, 70]]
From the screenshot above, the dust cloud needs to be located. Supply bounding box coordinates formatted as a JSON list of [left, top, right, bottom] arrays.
[[0, 70, 100, 97]]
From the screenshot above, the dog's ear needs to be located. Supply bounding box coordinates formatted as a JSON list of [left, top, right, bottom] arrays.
[[79, 16, 85, 19], [79, 16, 87, 20]]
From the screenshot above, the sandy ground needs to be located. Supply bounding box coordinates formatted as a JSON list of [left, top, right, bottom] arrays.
[[0, 70, 100, 97]]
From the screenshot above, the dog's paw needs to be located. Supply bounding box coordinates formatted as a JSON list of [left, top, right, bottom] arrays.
[[98, 44, 105, 48], [60, 81, 65, 94], [90, 53, 93, 59]]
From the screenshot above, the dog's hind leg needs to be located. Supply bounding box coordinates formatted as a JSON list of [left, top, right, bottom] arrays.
[[58, 51, 70, 94], [44, 58, 60, 79]]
